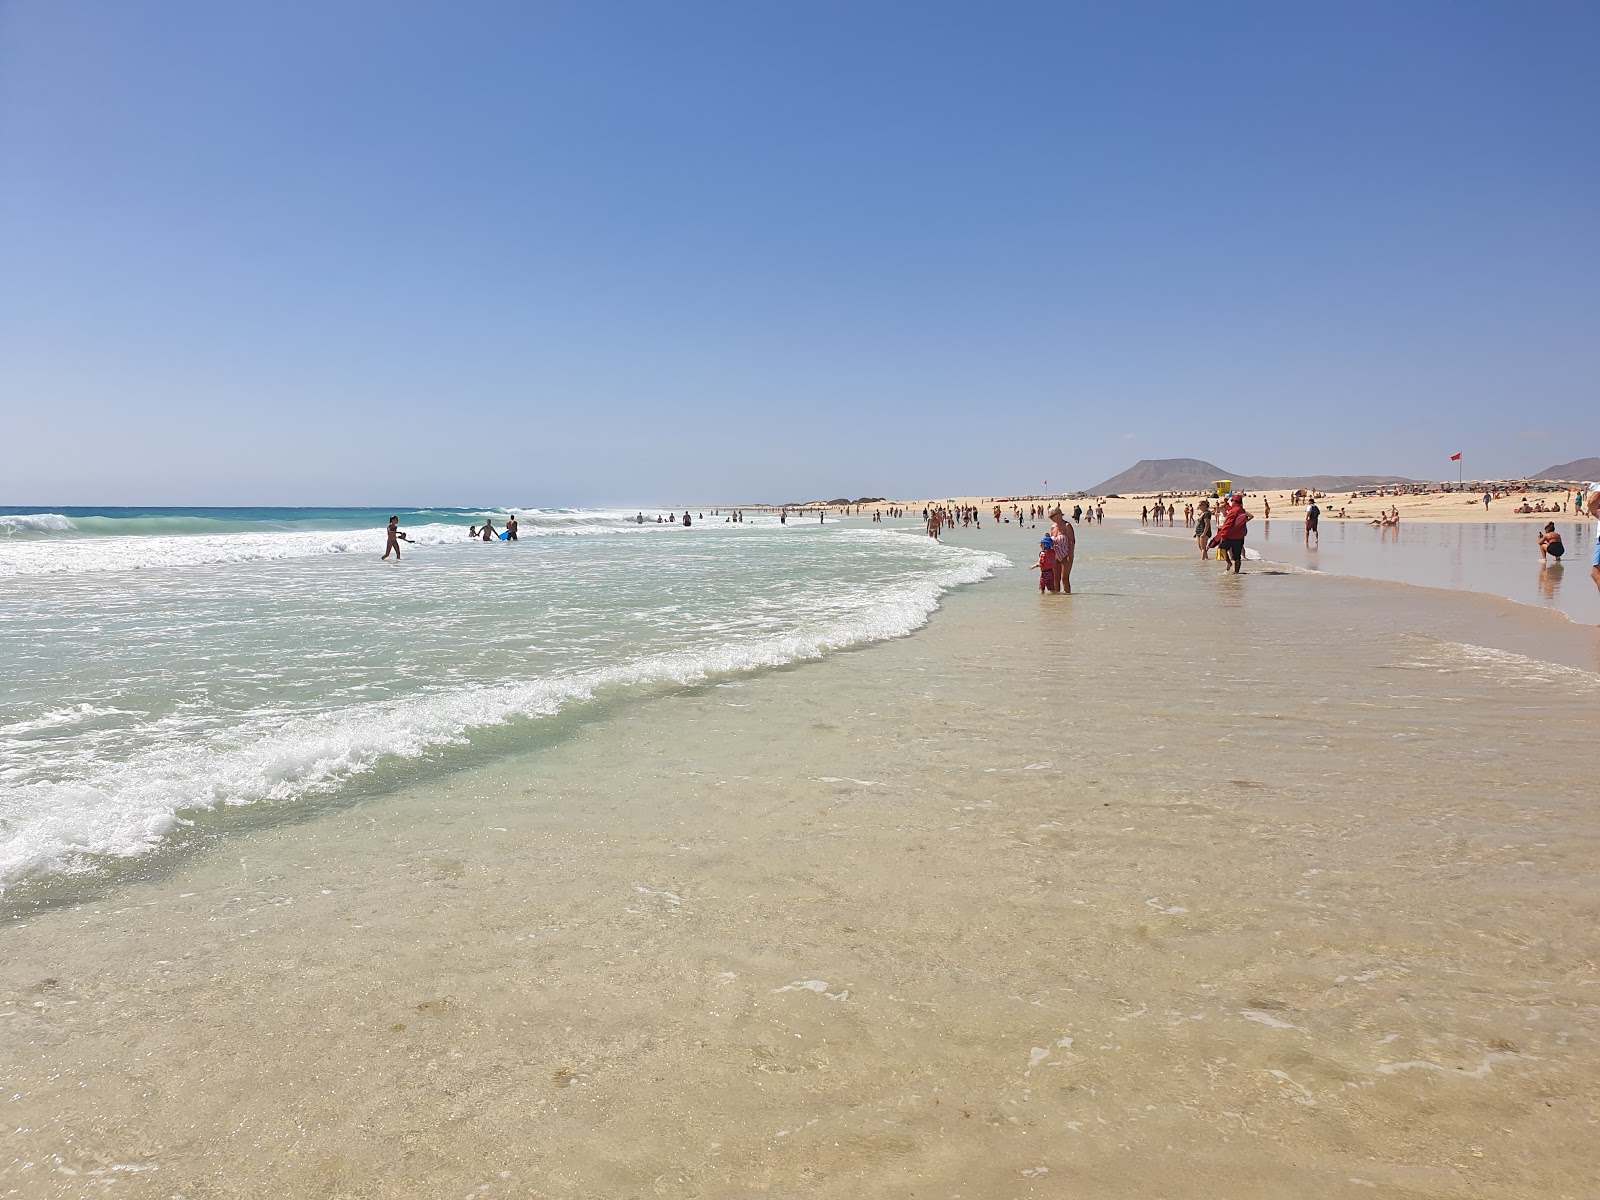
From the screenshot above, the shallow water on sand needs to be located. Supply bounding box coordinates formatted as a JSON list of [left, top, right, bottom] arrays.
[[3, 523, 1597, 1198], [1248, 517, 1599, 626]]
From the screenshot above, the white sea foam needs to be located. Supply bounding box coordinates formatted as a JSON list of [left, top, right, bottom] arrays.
[[1, 704, 136, 736], [0, 522, 488, 577], [0, 514, 776, 576], [0, 512, 75, 535], [0, 537, 1005, 890], [1402, 639, 1600, 685]]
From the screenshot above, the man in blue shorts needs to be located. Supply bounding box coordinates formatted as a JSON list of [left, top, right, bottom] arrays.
[[1586, 484, 1600, 595]]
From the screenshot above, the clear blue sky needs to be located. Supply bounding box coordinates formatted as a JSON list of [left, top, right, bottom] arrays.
[[3, 1, 1596, 505]]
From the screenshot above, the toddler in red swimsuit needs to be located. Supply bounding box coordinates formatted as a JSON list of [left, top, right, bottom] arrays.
[[1032, 537, 1059, 593]]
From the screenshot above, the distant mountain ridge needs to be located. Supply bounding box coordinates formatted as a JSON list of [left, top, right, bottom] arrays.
[[1532, 457, 1600, 481], [1085, 456, 1600, 494], [1085, 458, 1418, 495]]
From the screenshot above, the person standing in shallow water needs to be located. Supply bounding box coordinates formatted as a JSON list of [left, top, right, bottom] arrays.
[[1216, 495, 1251, 573], [1586, 484, 1600, 595], [1046, 506, 1075, 593], [1193, 499, 1214, 558], [382, 516, 403, 560]]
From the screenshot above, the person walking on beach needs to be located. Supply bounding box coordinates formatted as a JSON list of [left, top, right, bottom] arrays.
[[382, 516, 404, 560], [1047, 506, 1076, 593], [1215, 495, 1251, 573], [1305, 499, 1320, 545], [1586, 484, 1600, 595]]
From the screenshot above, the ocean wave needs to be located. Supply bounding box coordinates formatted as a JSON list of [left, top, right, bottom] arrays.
[[0, 520, 678, 577], [0, 513, 75, 535], [0, 507, 671, 541], [0, 704, 140, 737], [0, 541, 1006, 889], [0, 524, 456, 577]]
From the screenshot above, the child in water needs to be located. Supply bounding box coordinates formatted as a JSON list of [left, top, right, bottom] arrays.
[[1032, 537, 1059, 593]]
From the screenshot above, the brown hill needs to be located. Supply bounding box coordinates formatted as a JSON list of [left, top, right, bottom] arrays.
[[1531, 457, 1600, 481], [1086, 458, 1418, 495]]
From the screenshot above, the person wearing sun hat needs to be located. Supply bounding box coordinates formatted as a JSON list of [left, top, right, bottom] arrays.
[[1046, 505, 1076, 593]]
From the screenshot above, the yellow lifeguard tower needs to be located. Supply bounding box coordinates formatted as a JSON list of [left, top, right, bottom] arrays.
[[1212, 480, 1233, 498]]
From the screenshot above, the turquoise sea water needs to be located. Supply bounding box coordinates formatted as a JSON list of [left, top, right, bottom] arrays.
[[0, 506, 1006, 891]]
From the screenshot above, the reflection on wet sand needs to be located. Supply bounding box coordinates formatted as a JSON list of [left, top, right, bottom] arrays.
[[1539, 561, 1564, 603], [1248, 519, 1600, 624]]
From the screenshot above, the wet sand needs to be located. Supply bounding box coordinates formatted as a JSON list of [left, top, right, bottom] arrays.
[[1160, 518, 1600, 627], [4, 524, 1598, 1198]]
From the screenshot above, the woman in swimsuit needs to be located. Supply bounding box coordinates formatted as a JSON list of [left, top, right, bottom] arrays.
[[1046, 507, 1076, 593], [1538, 523, 1564, 563], [1193, 500, 1214, 558]]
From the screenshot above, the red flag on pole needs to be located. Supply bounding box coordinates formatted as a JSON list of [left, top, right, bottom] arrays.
[[1450, 452, 1462, 461]]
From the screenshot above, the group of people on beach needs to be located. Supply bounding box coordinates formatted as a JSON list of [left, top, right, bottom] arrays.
[[1542, 484, 1600, 594], [1186, 495, 1252, 572], [380, 488, 1600, 605]]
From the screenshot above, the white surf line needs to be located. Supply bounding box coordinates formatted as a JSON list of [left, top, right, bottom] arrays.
[[1377, 1051, 1524, 1079]]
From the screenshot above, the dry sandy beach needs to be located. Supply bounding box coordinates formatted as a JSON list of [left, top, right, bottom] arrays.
[[4, 522, 1597, 1199], [837, 488, 1593, 527]]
